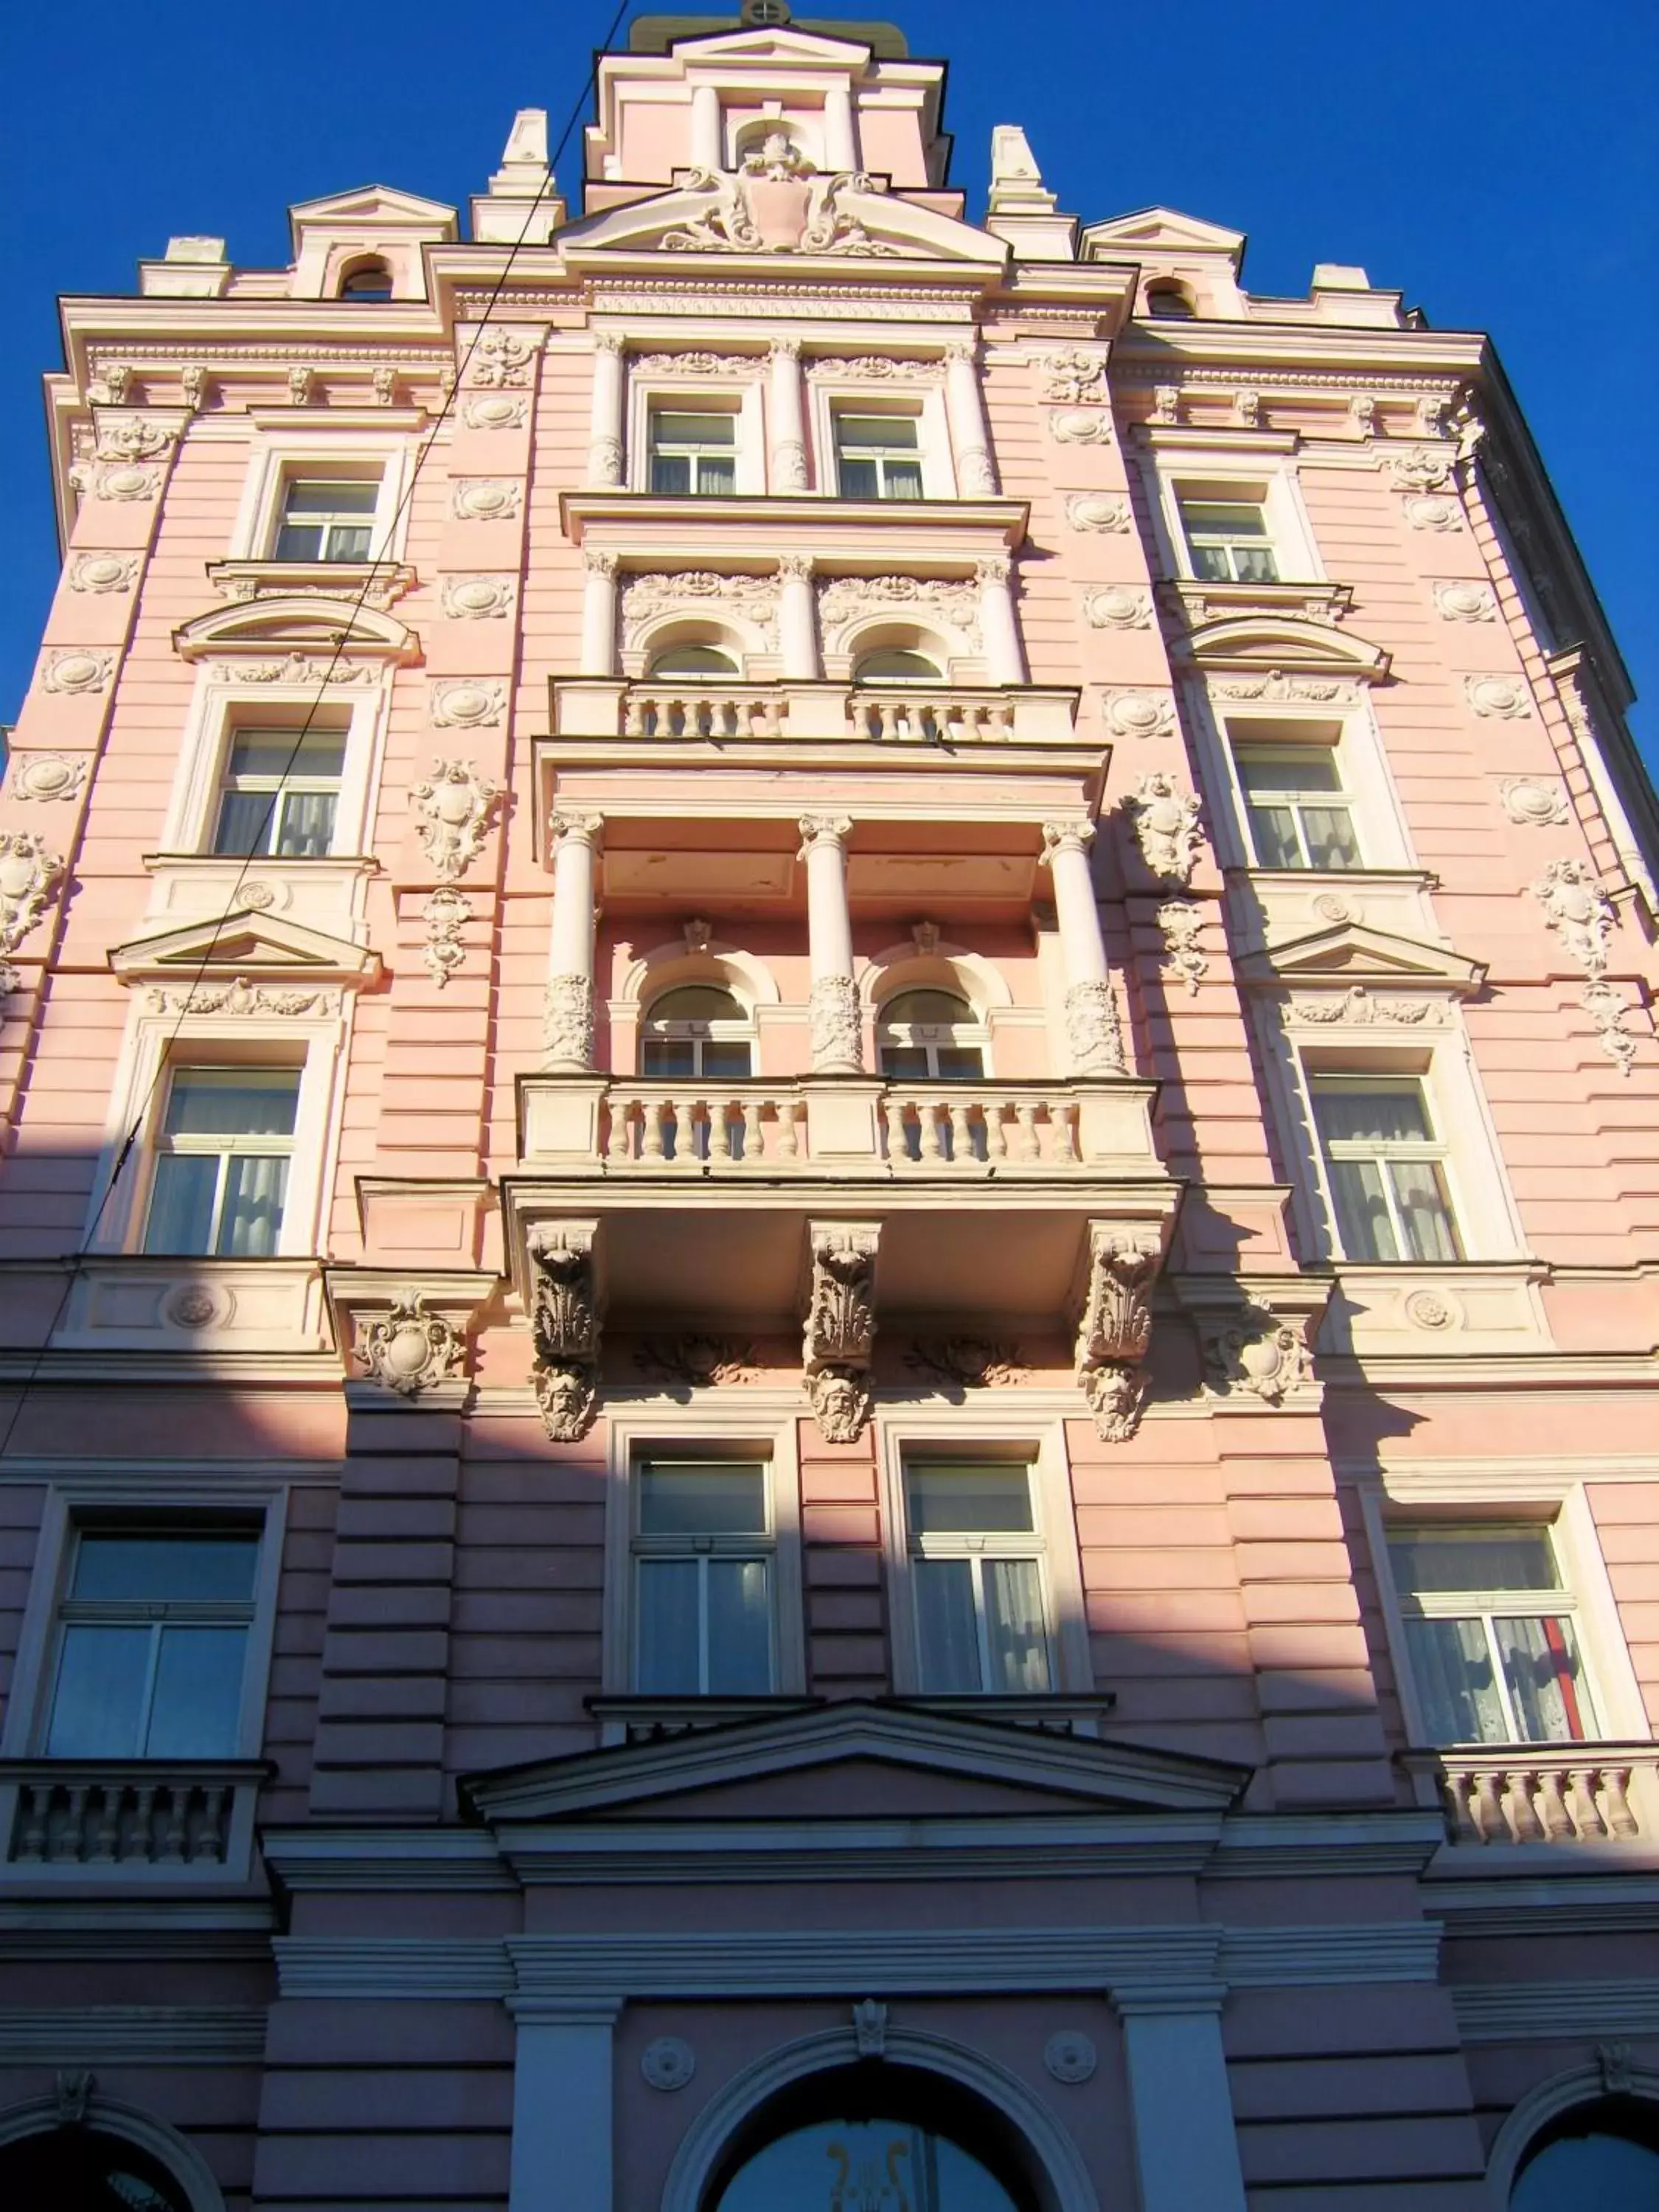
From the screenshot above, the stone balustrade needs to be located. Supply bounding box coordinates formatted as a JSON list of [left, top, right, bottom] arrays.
[[880, 1089, 1081, 1167], [1402, 1745, 1649, 1846], [848, 688, 1017, 743], [622, 686, 783, 739], [1, 1761, 268, 1874], [566, 678, 1082, 747], [602, 1082, 807, 1164]]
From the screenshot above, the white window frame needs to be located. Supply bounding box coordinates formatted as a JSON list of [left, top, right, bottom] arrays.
[[875, 990, 990, 1080], [829, 406, 927, 501], [1147, 462, 1324, 586], [640, 988, 757, 1080], [1356, 1471, 1649, 1750], [602, 1411, 804, 1700], [1, 1480, 288, 1763], [877, 1414, 1091, 1697], [229, 437, 414, 566], [141, 1064, 302, 1262], [161, 670, 388, 859], [628, 374, 765, 497], [807, 380, 953, 500], [207, 721, 350, 861], [88, 1005, 349, 1260], [629, 1456, 777, 1697], [1229, 737, 1363, 872], [1194, 698, 1416, 875], [1306, 1071, 1463, 1266]]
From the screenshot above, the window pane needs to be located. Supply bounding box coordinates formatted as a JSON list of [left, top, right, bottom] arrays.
[[1235, 751, 1343, 795], [914, 1559, 982, 1691], [1326, 1157, 1399, 1262], [147, 1626, 248, 1755], [1245, 801, 1303, 869], [73, 1534, 258, 1602], [144, 1153, 220, 1255], [285, 480, 378, 515], [838, 456, 880, 499], [1300, 804, 1360, 870], [1389, 1528, 1562, 1596], [700, 1042, 754, 1079], [1233, 543, 1279, 582], [936, 1047, 986, 1080], [655, 413, 734, 446], [47, 1626, 152, 1756], [706, 1559, 773, 1694], [1387, 1160, 1461, 1262], [1183, 502, 1270, 538], [983, 1558, 1051, 1692], [1498, 1614, 1587, 1742], [641, 1039, 697, 1079], [879, 1045, 931, 1079], [212, 790, 274, 858], [1190, 544, 1231, 582], [650, 455, 692, 495], [274, 790, 337, 858], [324, 522, 374, 561], [882, 991, 973, 1026], [696, 456, 735, 496], [1404, 1616, 1507, 1743], [226, 735, 303, 782], [217, 1154, 290, 1256], [639, 1464, 766, 1536], [1311, 1085, 1433, 1147], [838, 416, 919, 450], [651, 988, 745, 1023], [164, 1070, 301, 1139], [907, 1464, 1034, 1534], [635, 1559, 700, 1691], [883, 460, 925, 499], [273, 522, 323, 562]]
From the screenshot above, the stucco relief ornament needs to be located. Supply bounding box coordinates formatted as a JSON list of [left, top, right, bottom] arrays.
[[451, 479, 523, 521], [146, 975, 326, 1017], [1126, 771, 1203, 885], [905, 1338, 1029, 1390], [1388, 446, 1455, 493], [664, 135, 898, 258], [467, 329, 538, 388], [9, 754, 88, 804], [1102, 689, 1177, 741], [1205, 1302, 1313, 1405], [1403, 495, 1462, 532], [1065, 981, 1125, 1077], [442, 576, 515, 620], [1084, 586, 1151, 630], [528, 1223, 601, 1444], [41, 652, 113, 697], [1065, 493, 1130, 533], [641, 2039, 695, 2093], [1289, 987, 1436, 1026], [180, 363, 206, 411], [355, 1291, 465, 1397], [462, 392, 528, 432], [636, 350, 759, 378], [803, 1224, 880, 1444], [215, 653, 374, 686], [1074, 1226, 1161, 1441], [1215, 672, 1347, 706], [1499, 777, 1570, 828], [543, 973, 595, 1071], [1049, 409, 1113, 446], [1043, 2032, 1098, 2086], [808, 1366, 874, 1444], [1349, 394, 1377, 435], [420, 886, 472, 989], [68, 552, 139, 594], [1432, 580, 1497, 622], [1532, 857, 1615, 976], [411, 759, 504, 880], [1149, 385, 1180, 426], [624, 571, 779, 647], [1233, 388, 1262, 428], [94, 415, 174, 464], [0, 832, 65, 992], [1156, 901, 1208, 996], [431, 681, 507, 731], [1465, 674, 1531, 721], [71, 459, 161, 501], [372, 366, 397, 406], [816, 574, 980, 649], [1043, 350, 1108, 405], [635, 1335, 759, 1389]]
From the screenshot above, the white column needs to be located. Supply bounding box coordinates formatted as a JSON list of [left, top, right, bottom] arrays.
[[690, 82, 723, 171], [1113, 1988, 1248, 2212], [824, 84, 858, 171], [769, 337, 809, 491], [778, 554, 818, 678], [507, 2001, 619, 2212], [1042, 819, 1123, 1075], [580, 552, 618, 678], [545, 812, 602, 1071], [586, 334, 625, 487], [976, 555, 1026, 684], [944, 339, 998, 495], [799, 814, 861, 1073]]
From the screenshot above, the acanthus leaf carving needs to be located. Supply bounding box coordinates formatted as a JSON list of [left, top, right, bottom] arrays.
[[1204, 1300, 1315, 1406], [803, 1222, 880, 1442], [1125, 771, 1203, 886], [1064, 979, 1126, 1076], [905, 1338, 1029, 1390], [527, 1222, 601, 1443], [1043, 349, 1108, 405], [1531, 856, 1615, 976], [355, 1290, 465, 1398], [411, 759, 504, 881], [1213, 672, 1349, 705], [466, 329, 539, 388], [622, 571, 778, 648], [634, 1335, 759, 1389], [816, 574, 981, 651], [662, 139, 898, 259], [1074, 1225, 1164, 1441], [144, 975, 329, 1018], [213, 653, 375, 686]]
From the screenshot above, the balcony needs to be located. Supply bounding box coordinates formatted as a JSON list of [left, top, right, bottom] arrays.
[[558, 676, 1085, 750], [1401, 1745, 1653, 1848], [0, 1760, 271, 1883]]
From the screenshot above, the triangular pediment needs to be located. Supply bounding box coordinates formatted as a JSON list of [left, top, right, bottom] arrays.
[[1241, 920, 1486, 994], [289, 183, 458, 231], [1083, 206, 1245, 260], [558, 174, 1004, 266], [1185, 616, 1391, 683], [665, 24, 874, 62], [461, 1700, 1249, 1826], [111, 910, 382, 988]]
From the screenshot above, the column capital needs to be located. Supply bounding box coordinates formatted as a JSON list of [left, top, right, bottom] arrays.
[[777, 552, 815, 582], [943, 338, 978, 366], [771, 335, 802, 364], [975, 554, 1012, 587], [1111, 1980, 1230, 2019], [1041, 818, 1096, 862], [549, 810, 603, 852], [593, 330, 625, 357], [799, 813, 852, 853], [583, 549, 619, 578]]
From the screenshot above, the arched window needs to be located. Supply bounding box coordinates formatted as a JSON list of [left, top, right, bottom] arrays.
[[642, 984, 754, 1079], [877, 988, 986, 1080], [1144, 279, 1196, 319], [1511, 2100, 1659, 2208], [648, 643, 741, 680], [0, 2128, 196, 2211], [856, 647, 943, 684], [338, 258, 394, 301]]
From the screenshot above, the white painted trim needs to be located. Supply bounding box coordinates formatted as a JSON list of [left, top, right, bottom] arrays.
[[1144, 452, 1324, 587], [508, 2007, 618, 2212], [0, 2090, 232, 2210], [1485, 2059, 1659, 2203], [627, 369, 765, 497], [806, 375, 953, 499], [0, 2011, 264, 2066], [658, 2023, 1100, 2212], [1453, 1978, 1659, 2041], [229, 433, 414, 564]]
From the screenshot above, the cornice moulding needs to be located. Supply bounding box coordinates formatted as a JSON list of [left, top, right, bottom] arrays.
[[1134, 425, 1299, 455], [558, 491, 1029, 552]]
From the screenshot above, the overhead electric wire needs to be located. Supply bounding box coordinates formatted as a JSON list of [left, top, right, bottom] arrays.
[[0, 0, 633, 1459]]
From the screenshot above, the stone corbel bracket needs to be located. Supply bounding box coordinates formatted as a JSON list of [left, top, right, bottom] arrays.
[[801, 1220, 881, 1444], [325, 1268, 498, 1405], [1183, 1275, 1333, 1411], [1071, 1214, 1178, 1442], [526, 1220, 603, 1442]]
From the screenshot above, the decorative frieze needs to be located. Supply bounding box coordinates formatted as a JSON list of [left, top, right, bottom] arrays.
[[67, 552, 139, 594], [527, 1222, 602, 1442], [623, 571, 779, 647], [1155, 902, 1208, 997], [802, 1222, 880, 1444], [905, 1337, 1028, 1390], [8, 754, 88, 804], [1125, 772, 1203, 885], [817, 574, 980, 650], [0, 831, 66, 994], [411, 759, 504, 880], [635, 349, 763, 378], [1214, 672, 1353, 706], [1287, 987, 1442, 1027], [1101, 689, 1177, 741], [355, 1290, 466, 1397], [145, 976, 333, 1018], [214, 653, 375, 686], [634, 1335, 759, 1388], [1074, 1225, 1162, 1441], [806, 355, 940, 382]]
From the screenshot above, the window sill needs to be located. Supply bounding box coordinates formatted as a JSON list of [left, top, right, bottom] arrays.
[[1158, 577, 1353, 627], [15, 1255, 335, 1368], [1399, 1744, 1652, 1848], [880, 1694, 1117, 1740], [588, 1694, 821, 1748], [1319, 1261, 1548, 1360], [0, 1759, 273, 1884]]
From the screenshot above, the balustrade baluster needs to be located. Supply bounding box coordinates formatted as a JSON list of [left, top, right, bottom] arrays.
[[1537, 1767, 1576, 1840], [1012, 1102, 1040, 1161], [60, 1786, 88, 1863], [15, 1789, 47, 1862], [134, 1785, 159, 1862], [1444, 1770, 1481, 1843], [709, 1104, 734, 1162], [208, 1785, 233, 1862], [882, 1098, 910, 1164], [947, 1102, 973, 1164], [984, 1101, 1008, 1159], [1604, 1765, 1640, 1837], [737, 1100, 761, 1161], [159, 1788, 189, 1862], [776, 1102, 801, 1160], [919, 1101, 946, 1161], [641, 1099, 667, 1161], [1568, 1768, 1608, 1839], [1509, 1771, 1545, 1842], [606, 1100, 633, 1160], [90, 1787, 122, 1860], [1471, 1770, 1506, 1842]]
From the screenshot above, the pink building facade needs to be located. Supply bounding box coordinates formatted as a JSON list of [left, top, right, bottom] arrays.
[[1, 7, 1658, 2206]]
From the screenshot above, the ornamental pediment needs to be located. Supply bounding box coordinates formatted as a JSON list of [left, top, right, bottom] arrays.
[[1180, 611, 1391, 684], [461, 1700, 1249, 1825], [110, 909, 381, 988], [662, 23, 877, 62], [288, 182, 458, 232], [1082, 205, 1245, 260], [174, 598, 419, 666], [1239, 919, 1486, 994]]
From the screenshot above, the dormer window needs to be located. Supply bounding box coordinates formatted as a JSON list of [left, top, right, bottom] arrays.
[[338, 258, 394, 301], [835, 414, 923, 501], [1145, 279, 1196, 319], [648, 409, 737, 496], [272, 476, 379, 563]]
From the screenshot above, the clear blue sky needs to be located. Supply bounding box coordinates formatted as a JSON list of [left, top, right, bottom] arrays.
[[1, 0, 1654, 754]]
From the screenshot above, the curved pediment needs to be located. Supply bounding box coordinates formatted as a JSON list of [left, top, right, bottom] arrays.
[[1183, 613, 1391, 683], [174, 597, 419, 666], [560, 167, 1005, 266]]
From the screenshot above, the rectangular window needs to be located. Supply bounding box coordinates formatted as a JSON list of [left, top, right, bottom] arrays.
[[212, 728, 347, 858], [1388, 1523, 1591, 1745], [45, 1527, 260, 1759], [905, 1461, 1051, 1695], [142, 1067, 302, 1259], [1310, 1077, 1461, 1264], [1178, 496, 1279, 583], [835, 414, 923, 501], [631, 1460, 774, 1694], [1233, 743, 1360, 870], [647, 411, 737, 497], [272, 476, 379, 562]]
